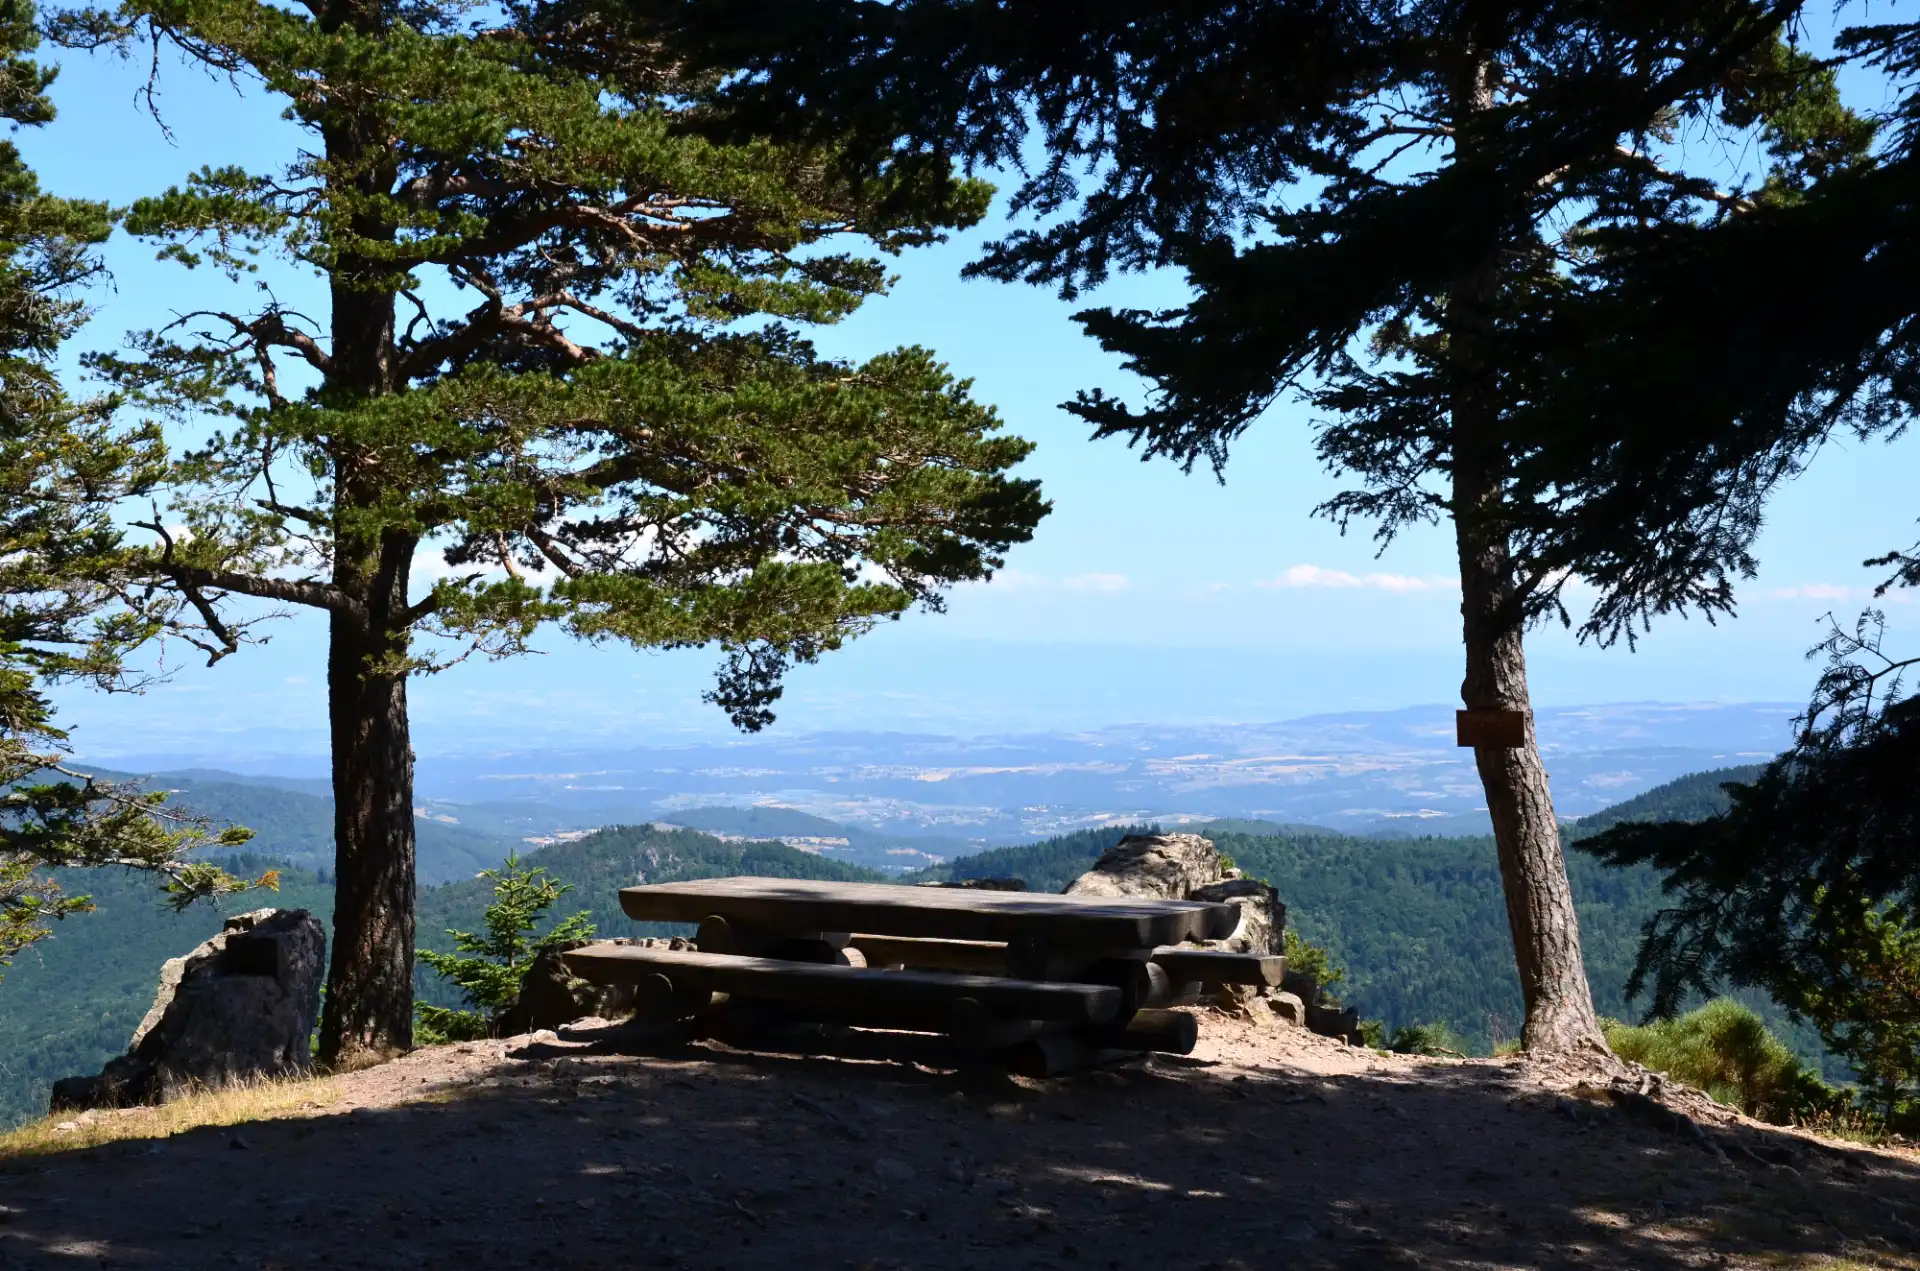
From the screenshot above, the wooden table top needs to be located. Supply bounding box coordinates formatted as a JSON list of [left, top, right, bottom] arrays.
[[618, 877, 1239, 949]]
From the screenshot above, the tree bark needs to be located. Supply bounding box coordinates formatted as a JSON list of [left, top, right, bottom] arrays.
[[1448, 47, 1609, 1058], [317, 596, 417, 1067], [314, 74, 415, 1065]]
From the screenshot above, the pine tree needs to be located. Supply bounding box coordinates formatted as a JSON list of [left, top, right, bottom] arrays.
[[1581, 610, 1920, 1117], [415, 852, 594, 1043], [52, 0, 1046, 1064], [624, 0, 1862, 1055], [1520, 18, 1920, 1114], [0, 0, 259, 981]]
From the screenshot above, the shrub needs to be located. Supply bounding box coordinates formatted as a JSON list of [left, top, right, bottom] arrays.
[[1387, 1020, 1466, 1057], [1602, 999, 1843, 1124], [415, 854, 593, 1044], [1283, 928, 1347, 1000]]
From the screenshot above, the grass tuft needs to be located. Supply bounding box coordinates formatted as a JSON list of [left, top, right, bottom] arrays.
[[0, 1074, 342, 1160]]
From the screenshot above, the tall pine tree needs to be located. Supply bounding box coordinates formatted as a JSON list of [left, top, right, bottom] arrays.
[[1, 0, 257, 980], [56, 0, 1045, 1064], [627, 0, 1867, 1054]]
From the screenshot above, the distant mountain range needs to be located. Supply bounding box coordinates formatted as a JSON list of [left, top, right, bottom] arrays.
[[94, 700, 1792, 852]]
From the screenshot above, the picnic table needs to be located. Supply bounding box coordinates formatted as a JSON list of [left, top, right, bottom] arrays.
[[563, 878, 1286, 1075]]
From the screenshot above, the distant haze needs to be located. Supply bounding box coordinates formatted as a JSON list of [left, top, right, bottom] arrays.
[[94, 700, 1793, 847]]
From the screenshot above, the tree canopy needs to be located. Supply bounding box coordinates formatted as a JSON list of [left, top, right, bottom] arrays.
[[54, 0, 1046, 1061], [622, 0, 1869, 1055], [1560, 15, 1920, 1115], [0, 0, 257, 980]]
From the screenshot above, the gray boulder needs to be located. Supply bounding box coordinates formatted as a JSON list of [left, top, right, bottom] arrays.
[[1269, 991, 1308, 1027], [1189, 878, 1284, 956], [495, 939, 640, 1036], [1307, 1002, 1365, 1045], [51, 908, 324, 1112], [1064, 833, 1224, 901]]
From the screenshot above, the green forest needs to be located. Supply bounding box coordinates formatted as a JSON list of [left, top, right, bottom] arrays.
[[1, 764, 1793, 1127]]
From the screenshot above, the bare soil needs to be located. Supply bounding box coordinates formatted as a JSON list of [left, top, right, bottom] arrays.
[[2, 1012, 1916, 1271]]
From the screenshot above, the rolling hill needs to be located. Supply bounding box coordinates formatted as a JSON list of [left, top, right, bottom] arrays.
[[1, 761, 1796, 1127]]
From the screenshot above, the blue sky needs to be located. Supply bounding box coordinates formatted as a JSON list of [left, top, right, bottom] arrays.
[[24, 28, 1919, 759]]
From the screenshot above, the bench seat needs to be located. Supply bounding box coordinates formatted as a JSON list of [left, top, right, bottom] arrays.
[[562, 942, 1123, 1028]]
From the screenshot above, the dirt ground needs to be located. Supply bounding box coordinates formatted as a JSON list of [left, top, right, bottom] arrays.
[[2, 1012, 1916, 1271]]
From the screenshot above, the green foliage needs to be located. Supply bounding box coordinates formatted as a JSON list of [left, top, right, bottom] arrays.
[[1384, 1021, 1466, 1058], [1580, 618, 1920, 1114], [1282, 927, 1347, 1001], [1789, 899, 1920, 1118], [61, 0, 1046, 715], [0, 0, 263, 979], [50, 0, 1046, 1057], [415, 853, 594, 1044], [1602, 1000, 1844, 1125], [642, 0, 1875, 641]]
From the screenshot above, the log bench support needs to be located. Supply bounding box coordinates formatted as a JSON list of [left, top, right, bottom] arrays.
[[561, 941, 1203, 1070]]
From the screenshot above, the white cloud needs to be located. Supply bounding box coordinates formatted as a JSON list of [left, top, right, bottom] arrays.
[[1257, 564, 1456, 594], [1765, 583, 1857, 601], [1062, 573, 1133, 594], [985, 568, 1051, 592]]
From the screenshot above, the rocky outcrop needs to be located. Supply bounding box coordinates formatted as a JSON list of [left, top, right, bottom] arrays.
[[1190, 878, 1283, 956], [495, 937, 692, 1035], [491, 936, 710, 1036], [1064, 833, 1224, 901], [1059, 833, 1366, 1041], [51, 908, 325, 1112]]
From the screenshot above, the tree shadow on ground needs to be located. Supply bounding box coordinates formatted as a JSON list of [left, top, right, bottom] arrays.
[[1, 1022, 1915, 1271]]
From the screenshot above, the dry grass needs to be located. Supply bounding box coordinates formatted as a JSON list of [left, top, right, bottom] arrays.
[[0, 1074, 343, 1160]]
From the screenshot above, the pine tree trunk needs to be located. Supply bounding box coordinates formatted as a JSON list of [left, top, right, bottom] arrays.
[[317, 602, 418, 1067], [1448, 47, 1608, 1058]]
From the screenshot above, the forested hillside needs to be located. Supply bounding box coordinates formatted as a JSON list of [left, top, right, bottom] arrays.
[[0, 856, 335, 1128], [1562, 765, 1765, 836], [93, 770, 522, 885], [1, 764, 1796, 1127], [920, 767, 1830, 1069], [0, 826, 882, 1125]]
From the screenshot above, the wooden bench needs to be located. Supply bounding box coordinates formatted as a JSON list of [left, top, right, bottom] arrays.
[[617, 877, 1238, 949], [572, 876, 1253, 1074], [1149, 947, 1286, 988], [562, 943, 1122, 1029]]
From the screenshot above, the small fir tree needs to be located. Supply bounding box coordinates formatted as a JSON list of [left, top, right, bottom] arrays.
[[416, 853, 595, 1044]]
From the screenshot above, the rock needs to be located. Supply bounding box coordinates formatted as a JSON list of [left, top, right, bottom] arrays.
[[873, 1158, 916, 1182], [1306, 1002, 1364, 1045], [1189, 878, 1283, 955], [495, 940, 637, 1035], [51, 908, 324, 1112], [1063, 833, 1224, 901], [1281, 969, 1321, 1007], [1270, 991, 1308, 1027]]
